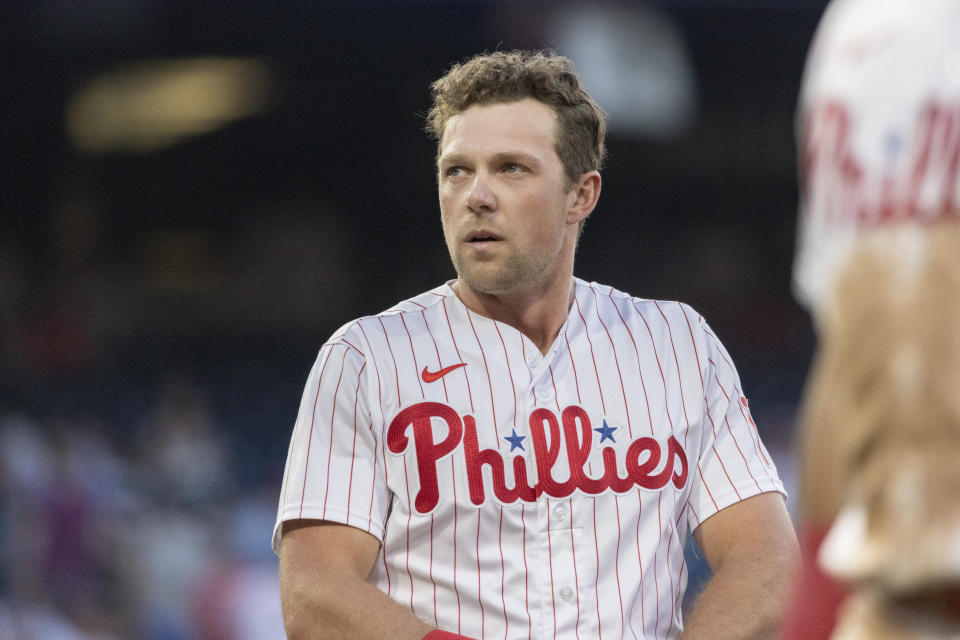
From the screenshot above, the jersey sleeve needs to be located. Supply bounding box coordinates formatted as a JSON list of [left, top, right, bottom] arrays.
[[272, 333, 390, 553], [685, 311, 786, 531]]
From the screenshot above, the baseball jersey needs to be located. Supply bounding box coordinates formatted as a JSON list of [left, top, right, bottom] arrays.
[[273, 277, 784, 640], [793, 0, 960, 320]]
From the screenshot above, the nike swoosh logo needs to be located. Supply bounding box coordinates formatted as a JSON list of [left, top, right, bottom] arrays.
[[421, 363, 467, 383]]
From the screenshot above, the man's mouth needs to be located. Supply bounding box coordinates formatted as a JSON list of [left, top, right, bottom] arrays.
[[467, 230, 501, 243]]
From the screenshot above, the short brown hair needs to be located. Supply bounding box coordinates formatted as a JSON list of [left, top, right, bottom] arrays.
[[426, 50, 608, 183]]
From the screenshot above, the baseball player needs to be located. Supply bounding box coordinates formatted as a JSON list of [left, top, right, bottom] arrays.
[[274, 50, 797, 640], [782, 1, 960, 637]]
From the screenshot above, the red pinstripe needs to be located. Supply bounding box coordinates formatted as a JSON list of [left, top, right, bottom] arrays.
[[443, 298, 475, 413], [633, 490, 647, 634], [663, 509, 676, 635], [696, 463, 721, 511], [441, 301, 473, 631], [573, 294, 607, 414], [404, 313, 440, 627], [356, 321, 393, 595], [341, 337, 365, 357], [611, 295, 654, 436], [476, 508, 486, 638], [592, 499, 605, 640], [466, 310, 501, 441], [674, 554, 687, 625], [292, 346, 331, 515], [613, 497, 625, 634], [402, 455, 416, 614], [521, 504, 532, 638], [634, 303, 674, 433], [400, 314, 426, 399], [379, 316, 410, 599], [680, 307, 763, 492], [345, 362, 367, 522], [321, 349, 349, 520], [653, 301, 691, 451], [368, 426, 377, 533], [493, 321, 519, 427], [589, 285, 633, 438], [548, 365, 562, 413], [378, 317, 403, 406], [452, 464, 462, 632], [686, 498, 702, 527], [709, 365, 771, 472], [563, 328, 583, 403], [653, 496, 664, 638], [419, 308, 464, 628], [498, 507, 509, 640], [653, 302, 742, 593], [703, 329, 772, 466], [521, 339, 536, 405], [713, 367, 772, 467], [715, 405, 762, 492], [569, 498, 583, 640], [632, 304, 679, 637], [701, 411, 745, 499], [430, 513, 438, 627], [421, 310, 452, 399], [547, 506, 559, 638]]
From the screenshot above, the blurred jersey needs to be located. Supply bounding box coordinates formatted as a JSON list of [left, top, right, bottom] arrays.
[[788, 1, 960, 637], [793, 0, 960, 322]]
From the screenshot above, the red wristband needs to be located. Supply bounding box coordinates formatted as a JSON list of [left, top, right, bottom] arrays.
[[422, 631, 474, 640]]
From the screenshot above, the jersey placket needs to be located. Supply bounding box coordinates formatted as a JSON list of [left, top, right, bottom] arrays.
[[523, 336, 589, 639]]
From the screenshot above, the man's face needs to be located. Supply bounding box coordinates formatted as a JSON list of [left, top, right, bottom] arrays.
[[438, 98, 579, 297]]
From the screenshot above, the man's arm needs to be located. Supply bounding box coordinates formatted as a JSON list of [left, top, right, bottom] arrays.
[[679, 492, 800, 640], [278, 519, 435, 640]]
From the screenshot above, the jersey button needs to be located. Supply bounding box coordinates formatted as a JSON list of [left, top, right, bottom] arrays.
[[559, 587, 575, 603], [526, 353, 539, 368], [536, 386, 552, 402], [553, 505, 567, 522]]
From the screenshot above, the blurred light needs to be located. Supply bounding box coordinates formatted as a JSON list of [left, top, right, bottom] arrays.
[[552, 3, 697, 138], [66, 57, 276, 154]]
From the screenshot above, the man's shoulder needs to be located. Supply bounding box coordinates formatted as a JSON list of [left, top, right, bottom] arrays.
[[323, 282, 455, 351], [377, 282, 455, 317], [575, 278, 702, 325]]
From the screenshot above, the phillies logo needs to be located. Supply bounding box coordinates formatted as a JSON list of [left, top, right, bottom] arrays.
[[387, 402, 688, 513], [804, 101, 960, 226]]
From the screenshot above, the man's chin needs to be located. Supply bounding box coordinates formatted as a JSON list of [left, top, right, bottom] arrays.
[[456, 270, 523, 297]]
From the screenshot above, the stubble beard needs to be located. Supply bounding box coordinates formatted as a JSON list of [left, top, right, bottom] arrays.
[[449, 244, 555, 297]]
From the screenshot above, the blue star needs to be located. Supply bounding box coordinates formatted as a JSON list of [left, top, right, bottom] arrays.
[[594, 419, 617, 443], [504, 428, 526, 452]]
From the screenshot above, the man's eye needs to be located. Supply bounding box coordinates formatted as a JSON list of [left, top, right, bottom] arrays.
[[444, 166, 465, 177], [503, 163, 525, 173]]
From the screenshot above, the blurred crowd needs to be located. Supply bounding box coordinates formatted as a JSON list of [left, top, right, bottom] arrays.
[[0, 375, 286, 639]]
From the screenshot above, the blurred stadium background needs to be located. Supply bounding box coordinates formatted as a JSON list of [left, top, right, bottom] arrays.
[[1, 1, 826, 638]]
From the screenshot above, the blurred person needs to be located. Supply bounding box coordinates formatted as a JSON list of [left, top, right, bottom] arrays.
[[274, 50, 797, 640], [192, 493, 285, 640], [137, 374, 232, 506], [782, 1, 960, 638]]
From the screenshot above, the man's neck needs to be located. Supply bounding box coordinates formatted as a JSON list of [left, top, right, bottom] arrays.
[[452, 274, 575, 355]]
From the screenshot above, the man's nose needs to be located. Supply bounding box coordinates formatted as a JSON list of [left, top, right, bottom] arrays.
[[466, 173, 497, 213]]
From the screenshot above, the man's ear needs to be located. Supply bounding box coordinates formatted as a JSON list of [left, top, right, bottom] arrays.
[[567, 171, 602, 225]]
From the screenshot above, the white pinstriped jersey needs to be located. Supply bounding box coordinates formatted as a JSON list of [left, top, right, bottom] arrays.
[[793, 0, 960, 317], [273, 278, 784, 640]]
